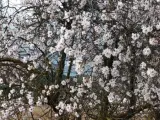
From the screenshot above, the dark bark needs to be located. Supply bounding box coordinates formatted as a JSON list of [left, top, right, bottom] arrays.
[[154, 110, 160, 120], [47, 50, 66, 113], [55, 50, 66, 84], [67, 58, 73, 79], [126, 47, 136, 120]]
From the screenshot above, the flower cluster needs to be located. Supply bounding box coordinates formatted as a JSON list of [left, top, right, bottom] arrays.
[[0, 0, 160, 119]]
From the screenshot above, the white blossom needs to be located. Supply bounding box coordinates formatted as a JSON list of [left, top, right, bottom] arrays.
[[61, 80, 66, 86], [93, 55, 103, 65], [99, 78, 105, 87], [156, 22, 160, 29], [101, 66, 109, 78], [117, 1, 124, 9], [10, 89, 15, 94], [81, 18, 90, 29], [142, 25, 153, 34], [140, 62, 146, 69], [0, 78, 3, 84], [75, 112, 79, 117], [143, 47, 151, 56], [112, 60, 121, 68], [131, 33, 140, 40], [49, 47, 56, 53], [104, 86, 109, 92], [111, 68, 119, 77], [65, 104, 72, 113], [29, 106, 34, 112], [149, 38, 158, 45], [147, 68, 157, 78], [108, 92, 114, 102], [102, 48, 112, 58]]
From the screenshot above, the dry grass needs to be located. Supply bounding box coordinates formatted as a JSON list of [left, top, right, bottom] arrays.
[[16, 105, 54, 120], [8, 106, 154, 120]]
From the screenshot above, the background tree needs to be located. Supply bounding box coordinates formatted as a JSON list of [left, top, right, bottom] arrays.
[[0, 0, 160, 120]]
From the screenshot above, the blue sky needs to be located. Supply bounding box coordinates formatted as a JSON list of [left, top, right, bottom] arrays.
[[2, 0, 21, 15], [3, 0, 20, 6]]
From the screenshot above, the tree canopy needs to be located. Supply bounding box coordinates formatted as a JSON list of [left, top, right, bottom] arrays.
[[0, 0, 160, 120]]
